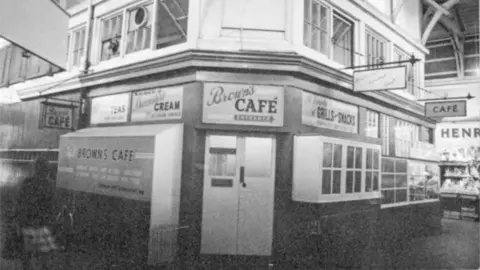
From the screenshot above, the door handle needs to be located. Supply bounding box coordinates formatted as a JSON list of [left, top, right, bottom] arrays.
[[239, 166, 246, 188]]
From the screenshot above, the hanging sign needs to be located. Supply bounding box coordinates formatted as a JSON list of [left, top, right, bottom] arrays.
[[40, 102, 75, 130], [353, 65, 407, 92], [301, 92, 358, 133], [425, 100, 467, 118], [202, 83, 284, 127], [131, 87, 183, 122], [90, 93, 129, 124]]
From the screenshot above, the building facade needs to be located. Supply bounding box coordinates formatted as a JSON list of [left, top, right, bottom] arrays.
[[0, 0, 442, 268]]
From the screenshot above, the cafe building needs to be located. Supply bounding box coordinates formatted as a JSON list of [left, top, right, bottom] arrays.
[[3, 0, 442, 268]]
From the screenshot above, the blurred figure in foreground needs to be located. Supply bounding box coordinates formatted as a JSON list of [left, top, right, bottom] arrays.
[[15, 156, 58, 270]]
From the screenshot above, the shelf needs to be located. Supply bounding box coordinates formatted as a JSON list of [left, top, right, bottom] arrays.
[[439, 162, 470, 167], [444, 175, 471, 178]]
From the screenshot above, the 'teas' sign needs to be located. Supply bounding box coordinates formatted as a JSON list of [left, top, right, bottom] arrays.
[[425, 100, 467, 118]]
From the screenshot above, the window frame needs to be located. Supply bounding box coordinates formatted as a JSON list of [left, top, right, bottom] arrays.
[[365, 27, 389, 68], [124, 1, 156, 55], [303, 0, 356, 67], [317, 136, 382, 202], [98, 11, 125, 62], [366, 109, 380, 138], [66, 24, 87, 70]]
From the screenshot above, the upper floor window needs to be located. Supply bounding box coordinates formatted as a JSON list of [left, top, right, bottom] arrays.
[[394, 46, 423, 99], [100, 13, 123, 61], [304, 0, 355, 66], [72, 28, 86, 68], [98, 0, 189, 63], [366, 28, 388, 67], [394, 119, 419, 158], [366, 109, 379, 138], [126, 3, 153, 54]]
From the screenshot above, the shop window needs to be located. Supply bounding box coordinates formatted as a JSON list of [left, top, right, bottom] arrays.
[[293, 135, 381, 203], [303, 0, 355, 66], [381, 114, 390, 156], [366, 29, 388, 68], [126, 3, 154, 54], [408, 161, 440, 201], [366, 109, 379, 138], [208, 135, 237, 177], [381, 157, 408, 204], [100, 13, 124, 61], [394, 119, 419, 158]]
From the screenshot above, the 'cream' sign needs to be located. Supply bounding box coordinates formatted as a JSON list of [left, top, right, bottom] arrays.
[[202, 83, 284, 127], [131, 87, 183, 122]]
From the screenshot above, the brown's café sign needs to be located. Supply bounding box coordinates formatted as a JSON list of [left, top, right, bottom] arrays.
[[202, 83, 284, 127], [40, 102, 75, 130]]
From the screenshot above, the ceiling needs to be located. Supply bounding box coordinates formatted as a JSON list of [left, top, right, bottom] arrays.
[[422, 0, 480, 80]]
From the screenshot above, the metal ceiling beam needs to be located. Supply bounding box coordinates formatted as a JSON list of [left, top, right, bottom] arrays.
[[421, 0, 463, 44], [391, 0, 406, 22]]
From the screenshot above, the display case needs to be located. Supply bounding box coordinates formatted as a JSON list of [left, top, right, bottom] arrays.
[[438, 148, 480, 221]]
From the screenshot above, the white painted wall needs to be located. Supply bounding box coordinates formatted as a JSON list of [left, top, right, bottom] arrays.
[[393, 0, 422, 42]]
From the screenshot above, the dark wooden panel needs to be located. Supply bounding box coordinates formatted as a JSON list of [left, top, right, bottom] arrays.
[[425, 73, 458, 80], [427, 46, 455, 59], [425, 60, 457, 74], [464, 41, 480, 55]]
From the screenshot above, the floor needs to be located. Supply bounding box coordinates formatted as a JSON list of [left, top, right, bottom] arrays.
[[1, 218, 479, 269]]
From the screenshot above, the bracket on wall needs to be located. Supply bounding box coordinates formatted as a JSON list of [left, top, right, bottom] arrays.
[[416, 93, 475, 102], [343, 54, 420, 70]]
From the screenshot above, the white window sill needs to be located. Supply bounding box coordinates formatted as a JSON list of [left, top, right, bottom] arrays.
[[295, 45, 354, 77], [380, 198, 439, 209], [297, 192, 382, 204]]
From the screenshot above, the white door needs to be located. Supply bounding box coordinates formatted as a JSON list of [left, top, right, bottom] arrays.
[[201, 135, 276, 256]]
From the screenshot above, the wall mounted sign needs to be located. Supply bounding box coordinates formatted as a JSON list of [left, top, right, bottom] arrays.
[[202, 83, 284, 127], [353, 65, 407, 92], [435, 121, 480, 156], [302, 92, 358, 133], [90, 93, 129, 124], [131, 87, 183, 122], [40, 102, 75, 130], [57, 135, 155, 201], [425, 100, 467, 118]]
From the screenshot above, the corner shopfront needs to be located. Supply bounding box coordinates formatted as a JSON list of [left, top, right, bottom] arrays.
[[54, 72, 440, 267]]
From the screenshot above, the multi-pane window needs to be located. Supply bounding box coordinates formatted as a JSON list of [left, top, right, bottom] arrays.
[[100, 13, 123, 61], [97, 0, 189, 62], [126, 4, 154, 54], [72, 27, 86, 68], [366, 29, 387, 67], [381, 157, 408, 204], [304, 0, 329, 55], [366, 148, 380, 192], [322, 142, 342, 194], [346, 146, 362, 193], [381, 114, 390, 155], [304, 0, 355, 66], [408, 161, 440, 202], [366, 109, 379, 138], [332, 13, 354, 66], [394, 47, 423, 98], [395, 119, 419, 157]]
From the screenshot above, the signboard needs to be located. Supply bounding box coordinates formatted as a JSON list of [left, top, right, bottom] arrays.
[[56, 136, 155, 201], [435, 121, 480, 158], [425, 100, 467, 118], [0, 0, 68, 69], [41, 102, 75, 130], [353, 65, 407, 92], [202, 83, 284, 127], [90, 93, 129, 124], [131, 87, 183, 122], [301, 92, 358, 133]]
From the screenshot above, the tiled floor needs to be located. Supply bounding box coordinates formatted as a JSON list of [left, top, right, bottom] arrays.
[[2, 218, 479, 270]]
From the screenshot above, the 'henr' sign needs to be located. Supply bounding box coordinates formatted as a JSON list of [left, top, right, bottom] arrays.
[[425, 100, 467, 118]]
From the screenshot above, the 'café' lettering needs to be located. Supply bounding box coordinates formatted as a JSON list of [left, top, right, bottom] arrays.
[[235, 98, 277, 113], [47, 115, 71, 128], [76, 148, 135, 162], [433, 105, 458, 114], [112, 149, 135, 161]]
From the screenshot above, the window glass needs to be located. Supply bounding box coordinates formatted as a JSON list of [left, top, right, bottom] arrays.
[[346, 171, 354, 193], [245, 137, 273, 178], [382, 174, 395, 189], [322, 170, 332, 194], [373, 150, 379, 170], [366, 171, 372, 191], [382, 190, 394, 204], [396, 174, 407, 188], [366, 149, 373, 169], [354, 171, 361, 192], [395, 189, 407, 203], [332, 171, 341, 194], [382, 158, 394, 172], [347, 146, 355, 168], [333, 144, 342, 168], [323, 143, 333, 167], [373, 172, 379, 191], [355, 147, 362, 169], [366, 110, 379, 138], [209, 153, 236, 176], [332, 13, 353, 66], [396, 159, 407, 173]]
